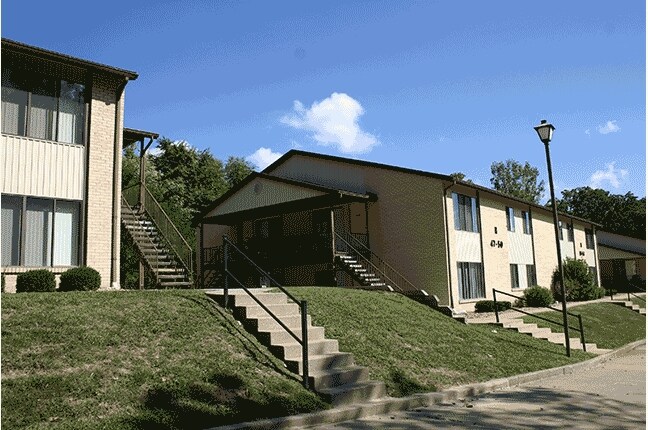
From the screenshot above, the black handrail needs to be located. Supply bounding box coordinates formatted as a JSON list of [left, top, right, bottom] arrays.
[[493, 289, 587, 352], [334, 232, 402, 292], [222, 236, 309, 389]]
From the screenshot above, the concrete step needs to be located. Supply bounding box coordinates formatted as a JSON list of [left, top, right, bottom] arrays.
[[271, 338, 340, 361], [250, 314, 312, 332], [159, 281, 193, 288], [310, 365, 370, 391], [257, 326, 326, 345], [286, 352, 355, 374], [319, 380, 387, 407], [235, 303, 301, 319], [232, 292, 289, 307]]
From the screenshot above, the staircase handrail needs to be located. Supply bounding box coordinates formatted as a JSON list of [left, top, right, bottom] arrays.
[[141, 187, 194, 281], [121, 195, 160, 286], [492, 288, 587, 352], [336, 230, 421, 294], [334, 232, 405, 293], [222, 235, 310, 389]]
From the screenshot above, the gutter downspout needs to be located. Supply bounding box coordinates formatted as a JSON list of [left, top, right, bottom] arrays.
[[442, 181, 456, 308], [111, 78, 128, 289]]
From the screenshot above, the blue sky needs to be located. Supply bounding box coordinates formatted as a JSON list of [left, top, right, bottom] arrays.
[[3, 1, 645, 199]]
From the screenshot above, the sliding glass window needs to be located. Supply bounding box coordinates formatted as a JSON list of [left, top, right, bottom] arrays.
[[1, 195, 81, 267]]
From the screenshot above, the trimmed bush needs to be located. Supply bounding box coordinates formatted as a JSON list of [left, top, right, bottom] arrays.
[[1, 273, 5, 293], [474, 300, 512, 313], [552, 258, 605, 301], [523, 285, 554, 307], [59, 267, 101, 292], [16, 270, 56, 293]]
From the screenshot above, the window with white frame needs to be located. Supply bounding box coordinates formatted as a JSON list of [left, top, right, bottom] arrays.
[[522, 210, 532, 234], [585, 229, 595, 249], [558, 221, 564, 240], [567, 223, 574, 242], [506, 207, 515, 232], [526, 264, 537, 287], [453, 193, 480, 233], [1, 195, 81, 267], [457, 262, 485, 300], [510, 264, 520, 289], [1, 67, 86, 145]]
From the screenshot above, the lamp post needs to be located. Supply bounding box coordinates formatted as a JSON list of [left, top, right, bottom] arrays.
[[534, 119, 570, 357]]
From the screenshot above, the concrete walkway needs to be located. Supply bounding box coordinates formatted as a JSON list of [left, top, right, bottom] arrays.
[[309, 344, 646, 429]]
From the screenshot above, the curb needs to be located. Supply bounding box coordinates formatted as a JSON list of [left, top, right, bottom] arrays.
[[206, 339, 645, 430]]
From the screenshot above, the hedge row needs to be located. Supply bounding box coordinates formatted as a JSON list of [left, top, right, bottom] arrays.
[[13, 267, 101, 293]]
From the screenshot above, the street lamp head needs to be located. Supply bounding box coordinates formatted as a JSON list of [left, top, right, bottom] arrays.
[[534, 119, 555, 144]]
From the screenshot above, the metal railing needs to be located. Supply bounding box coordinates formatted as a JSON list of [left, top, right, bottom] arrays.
[[222, 236, 310, 389], [493, 289, 587, 352], [334, 231, 420, 294], [608, 284, 646, 303], [123, 185, 194, 282], [121, 194, 161, 287]]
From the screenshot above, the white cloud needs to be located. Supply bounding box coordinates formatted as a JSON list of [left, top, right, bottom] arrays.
[[597, 120, 620, 134], [590, 162, 628, 189], [247, 147, 283, 171], [584, 129, 590, 136], [280, 92, 379, 154]]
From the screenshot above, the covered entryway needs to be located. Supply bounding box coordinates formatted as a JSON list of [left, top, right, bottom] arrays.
[[197, 173, 376, 288]]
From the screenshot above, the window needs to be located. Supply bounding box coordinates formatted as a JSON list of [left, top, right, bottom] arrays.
[[567, 223, 574, 242], [526, 265, 537, 287], [453, 193, 480, 232], [510, 264, 520, 289], [0, 195, 80, 267], [1, 68, 86, 145], [506, 207, 515, 232], [457, 262, 485, 300], [558, 221, 564, 240], [585, 229, 595, 249], [522, 211, 532, 234]]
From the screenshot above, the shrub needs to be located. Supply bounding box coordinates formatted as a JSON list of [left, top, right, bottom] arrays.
[[523, 285, 554, 307], [59, 267, 101, 292], [475, 300, 512, 313], [552, 258, 605, 301], [16, 270, 56, 293]]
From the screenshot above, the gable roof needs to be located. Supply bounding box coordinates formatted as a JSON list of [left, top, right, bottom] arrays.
[[197, 172, 374, 224], [263, 149, 602, 227], [2, 38, 138, 80]]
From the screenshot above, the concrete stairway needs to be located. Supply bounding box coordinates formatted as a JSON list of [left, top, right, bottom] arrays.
[[335, 253, 390, 291], [206, 288, 386, 406], [494, 317, 611, 354], [121, 206, 192, 288], [611, 300, 646, 315]]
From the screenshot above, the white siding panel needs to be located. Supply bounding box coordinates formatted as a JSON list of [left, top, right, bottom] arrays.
[[1, 134, 85, 199], [207, 177, 327, 218], [455, 230, 481, 262], [561, 240, 575, 260], [508, 232, 533, 264]]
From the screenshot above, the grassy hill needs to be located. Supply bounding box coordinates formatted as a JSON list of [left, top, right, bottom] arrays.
[[1, 290, 326, 430], [522, 302, 646, 349], [288, 287, 594, 396]]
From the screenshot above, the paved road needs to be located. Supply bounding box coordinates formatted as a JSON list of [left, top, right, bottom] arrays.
[[311, 344, 645, 429]]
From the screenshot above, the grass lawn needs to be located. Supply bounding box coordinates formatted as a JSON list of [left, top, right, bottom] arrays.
[[287, 287, 593, 397], [1, 290, 326, 430], [522, 302, 646, 349]]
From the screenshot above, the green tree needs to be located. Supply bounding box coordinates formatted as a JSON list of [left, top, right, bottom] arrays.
[[449, 172, 472, 183], [554, 187, 645, 239], [490, 159, 545, 204], [225, 156, 254, 188]]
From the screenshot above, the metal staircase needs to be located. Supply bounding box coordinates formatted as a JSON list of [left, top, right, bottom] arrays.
[[121, 186, 194, 288]]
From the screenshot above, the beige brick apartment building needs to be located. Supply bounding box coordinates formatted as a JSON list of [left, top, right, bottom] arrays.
[[198, 150, 601, 312], [1, 39, 137, 291]]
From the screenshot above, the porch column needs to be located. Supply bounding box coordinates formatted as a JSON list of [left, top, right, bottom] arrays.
[[138, 136, 154, 212]]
